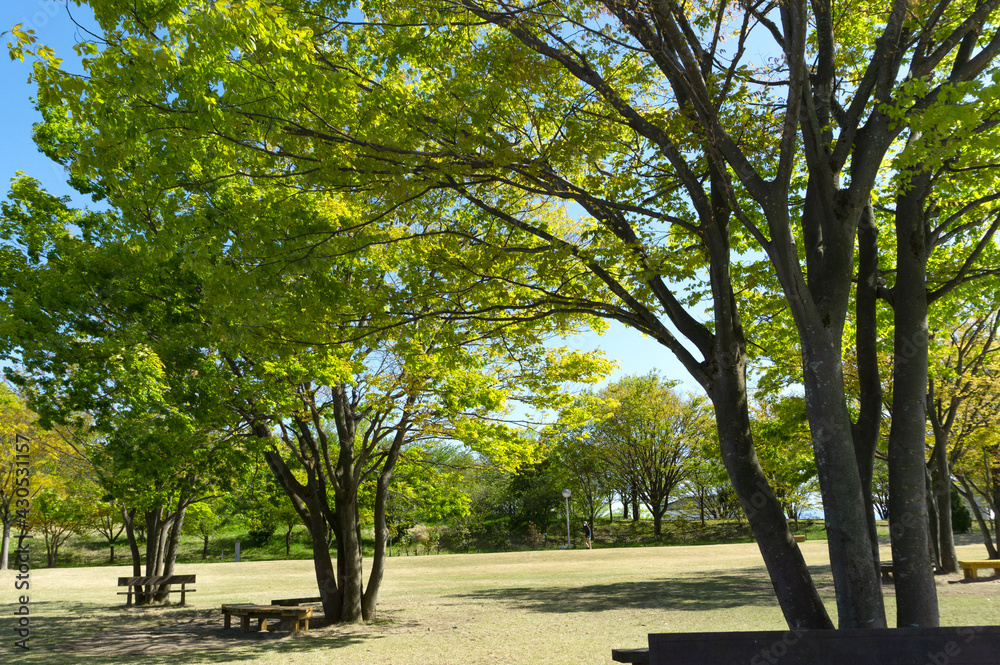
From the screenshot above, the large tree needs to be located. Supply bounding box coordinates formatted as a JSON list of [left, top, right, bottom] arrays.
[[22, 0, 1000, 628], [586, 374, 709, 538]]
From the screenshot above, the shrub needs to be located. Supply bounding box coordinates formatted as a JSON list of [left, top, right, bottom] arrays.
[[951, 489, 972, 534]]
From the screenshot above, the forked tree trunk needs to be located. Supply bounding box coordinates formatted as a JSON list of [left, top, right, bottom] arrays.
[[711, 345, 833, 629]]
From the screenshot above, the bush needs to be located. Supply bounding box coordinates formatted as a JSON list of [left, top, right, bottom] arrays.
[[951, 489, 972, 534], [244, 529, 274, 547]]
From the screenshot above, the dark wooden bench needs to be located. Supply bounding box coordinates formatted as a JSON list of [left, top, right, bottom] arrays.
[[613, 626, 1000, 664], [958, 559, 1000, 581], [221, 604, 313, 634], [118, 574, 196, 607], [270, 596, 323, 606]]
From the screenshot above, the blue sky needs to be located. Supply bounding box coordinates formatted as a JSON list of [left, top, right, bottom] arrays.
[[1, 1, 703, 397]]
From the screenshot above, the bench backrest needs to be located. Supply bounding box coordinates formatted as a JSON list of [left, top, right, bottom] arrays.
[[648, 626, 1000, 665], [118, 574, 196, 586]]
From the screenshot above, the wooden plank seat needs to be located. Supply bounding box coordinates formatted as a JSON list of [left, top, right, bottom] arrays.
[[118, 574, 196, 607], [880, 563, 894, 582], [221, 604, 313, 634], [958, 559, 1000, 581], [613, 626, 1000, 664], [612, 647, 650, 664], [270, 596, 323, 606]]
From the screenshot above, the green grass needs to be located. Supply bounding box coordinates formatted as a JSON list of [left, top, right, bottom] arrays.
[[44, 517, 820, 568], [3, 535, 998, 664]]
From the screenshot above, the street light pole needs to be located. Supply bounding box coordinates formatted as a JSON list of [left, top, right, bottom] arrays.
[[562, 489, 572, 549]]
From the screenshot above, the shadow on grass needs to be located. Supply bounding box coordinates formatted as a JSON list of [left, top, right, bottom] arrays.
[[14, 601, 380, 665], [450, 567, 836, 614]]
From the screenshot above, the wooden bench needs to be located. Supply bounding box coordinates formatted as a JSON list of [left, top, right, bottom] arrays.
[[880, 562, 894, 582], [958, 559, 1000, 581], [221, 604, 313, 634], [118, 574, 196, 607], [613, 626, 1000, 664], [270, 596, 323, 606], [793, 534, 806, 543]]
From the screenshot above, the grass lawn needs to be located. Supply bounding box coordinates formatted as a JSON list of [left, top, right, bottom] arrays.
[[2, 537, 997, 664]]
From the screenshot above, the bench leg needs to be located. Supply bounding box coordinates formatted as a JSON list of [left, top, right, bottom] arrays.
[[241, 616, 250, 633], [290, 619, 299, 634], [127, 588, 133, 608], [180, 584, 186, 606], [302, 618, 309, 632], [224, 612, 232, 629], [259, 617, 269, 631]]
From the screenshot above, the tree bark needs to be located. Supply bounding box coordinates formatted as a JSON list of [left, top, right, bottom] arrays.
[[362, 417, 409, 620], [956, 473, 999, 559], [854, 201, 884, 573], [887, 172, 940, 627], [711, 349, 833, 629], [0, 519, 10, 571], [931, 441, 957, 573]]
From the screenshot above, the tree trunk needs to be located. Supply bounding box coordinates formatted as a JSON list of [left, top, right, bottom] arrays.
[[651, 505, 662, 538], [362, 420, 408, 620], [1, 519, 10, 570], [155, 500, 187, 602], [711, 350, 833, 629], [956, 473, 999, 559], [801, 338, 886, 629], [854, 201, 884, 573], [762, 182, 886, 630], [887, 174, 939, 627], [123, 506, 142, 575], [926, 467, 941, 567], [932, 444, 957, 573], [334, 490, 364, 622]]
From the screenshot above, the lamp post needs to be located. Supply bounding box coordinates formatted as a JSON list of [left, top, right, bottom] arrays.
[[562, 489, 572, 549]]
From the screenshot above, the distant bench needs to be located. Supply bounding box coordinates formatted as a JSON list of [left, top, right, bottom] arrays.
[[958, 559, 1000, 581], [118, 574, 196, 607], [222, 604, 313, 634], [271, 596, 323, 606], [613, 626, 1000, 665]]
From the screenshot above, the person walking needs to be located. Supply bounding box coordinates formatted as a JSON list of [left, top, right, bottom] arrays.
[[583, 520, 592, 549]]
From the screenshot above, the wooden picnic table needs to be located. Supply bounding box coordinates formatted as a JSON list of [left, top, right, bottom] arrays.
[[221, 604, 313, 634]]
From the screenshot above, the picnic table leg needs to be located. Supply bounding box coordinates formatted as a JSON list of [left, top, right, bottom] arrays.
[[224, 611, 232, 629], [241, 615, 250, 633], [302, 617, 309, 631], [290, 618, 300, 634], [259, 617, 268, 631]]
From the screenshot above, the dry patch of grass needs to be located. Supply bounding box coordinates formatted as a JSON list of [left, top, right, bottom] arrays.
[[2, 539, 997, 664]]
